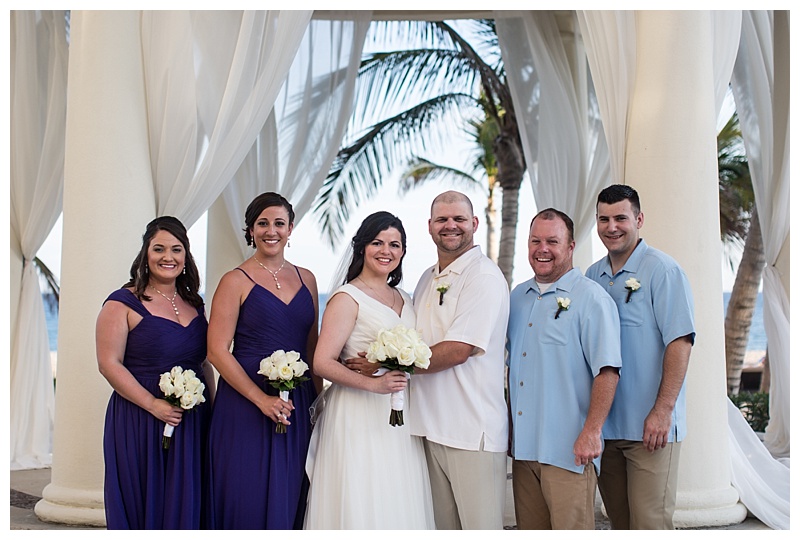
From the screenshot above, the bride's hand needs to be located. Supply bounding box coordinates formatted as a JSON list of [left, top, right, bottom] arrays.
[[259, 395, 294, 425], [370, 370, 408, 394]]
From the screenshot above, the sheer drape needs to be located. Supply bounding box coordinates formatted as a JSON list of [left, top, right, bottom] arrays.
[[9, 11, 68, 470], [496, 11, 610, 251], [730, 10, 790, 460], [222, 13, 371, 260], [575, 11, 636, 187], [141, 10, 313, 228]]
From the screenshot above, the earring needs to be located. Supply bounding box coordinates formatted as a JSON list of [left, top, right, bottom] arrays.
[[183, 267, 186, 274], [288, 238, 291, 248], [145, 266, 148, 274]]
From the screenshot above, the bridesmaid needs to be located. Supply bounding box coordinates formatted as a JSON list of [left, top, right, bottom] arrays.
[[98, 216, 214, 529], [205, 192, 321, 529]]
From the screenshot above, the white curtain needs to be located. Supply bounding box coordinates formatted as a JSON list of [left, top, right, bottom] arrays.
[[9, 11, 68, 470], [730, 10, 790, 460], [575, 11, 636, 187], [140, 10, 313, 228], [727, 399, 789, 529], [222, 13, 371, 260], [496, 11, 610, 251]]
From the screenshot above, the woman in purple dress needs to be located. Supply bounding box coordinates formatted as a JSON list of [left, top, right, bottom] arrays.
[[206, 192, 321, 529], [98, 216, 215, 529]]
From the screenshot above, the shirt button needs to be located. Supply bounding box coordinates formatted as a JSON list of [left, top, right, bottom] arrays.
[[519, 381, 524, 386], [609, 281, 614, 286], [528, 323, 532, 327], [522, 352, 527, 357], [538, 296, 542, 300], [517, 411, 522, 416]]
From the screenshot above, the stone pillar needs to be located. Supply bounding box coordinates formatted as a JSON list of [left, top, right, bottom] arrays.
[[625, 11, 746, 527], [205, 196, 247, 314], [35, 11, 155, 526]]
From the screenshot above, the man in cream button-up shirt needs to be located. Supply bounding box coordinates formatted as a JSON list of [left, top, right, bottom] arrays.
[[409, 191, 510, 530]]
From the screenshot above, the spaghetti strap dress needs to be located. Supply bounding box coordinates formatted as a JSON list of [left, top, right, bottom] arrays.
[[102, 288, 210, 530], [205, 267, 317, 529]]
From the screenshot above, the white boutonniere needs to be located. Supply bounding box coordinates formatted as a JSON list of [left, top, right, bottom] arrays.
[[435, 282, 451, 306], [555, 297, 571, 319], [625, 277, 641, 303]]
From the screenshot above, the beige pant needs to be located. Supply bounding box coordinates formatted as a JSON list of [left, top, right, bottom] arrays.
[[422, 438, 507, 530], [598, 440, 682, 529], [512, 460, 597, 530]]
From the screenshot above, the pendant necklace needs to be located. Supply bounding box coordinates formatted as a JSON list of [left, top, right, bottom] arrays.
[[254, 255, 286, 289], [150, 285, 180, 318], [357, 277, 397, 310]]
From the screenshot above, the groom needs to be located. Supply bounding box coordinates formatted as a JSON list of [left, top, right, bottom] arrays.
[[409, 190, 510, 529]]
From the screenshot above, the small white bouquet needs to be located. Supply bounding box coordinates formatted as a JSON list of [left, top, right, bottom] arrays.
[[366, 324, 432, 426], [158, 366, 206, 450], [258, 349, 309, 434]]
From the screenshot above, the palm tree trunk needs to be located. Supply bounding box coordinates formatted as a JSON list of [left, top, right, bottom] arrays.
[[759, 349, 770, 393], [497, 184, 519, 286], [485, 182, 499, 263], [725, 206, 766, 394]]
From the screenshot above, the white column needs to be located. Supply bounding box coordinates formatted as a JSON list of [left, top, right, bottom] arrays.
[[35, 11, 155, 526], [205, 196, 246, 315], [625, 11, 746, 527]]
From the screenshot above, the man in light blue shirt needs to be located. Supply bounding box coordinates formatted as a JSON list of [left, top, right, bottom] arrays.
[[507, 208, 621, 530], [586, 184, 695, 530]]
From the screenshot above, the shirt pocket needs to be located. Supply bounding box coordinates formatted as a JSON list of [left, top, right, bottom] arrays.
[[539, 311, 571, 345], [618, 293, 645, 327]]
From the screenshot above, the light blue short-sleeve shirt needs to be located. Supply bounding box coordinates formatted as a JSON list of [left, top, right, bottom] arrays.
[[507, 268, 621, 474], [585, 239, 695, 443]]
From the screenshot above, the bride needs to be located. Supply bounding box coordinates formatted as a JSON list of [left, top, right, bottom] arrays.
[[304, 211, 434, 530]]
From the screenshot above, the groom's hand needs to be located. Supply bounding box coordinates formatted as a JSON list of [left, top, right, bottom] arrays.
[[344, 352, 378, 377]]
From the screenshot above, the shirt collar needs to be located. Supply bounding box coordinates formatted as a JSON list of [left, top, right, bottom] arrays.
[[526, 267, 581, 295], [434, 245, 482, 277], [598, 238, 649, 277]]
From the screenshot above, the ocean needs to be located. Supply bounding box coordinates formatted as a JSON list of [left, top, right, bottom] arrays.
[[43, 292, 766, 352]]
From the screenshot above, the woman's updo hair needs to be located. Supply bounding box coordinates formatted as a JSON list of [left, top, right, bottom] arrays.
[[243, 192, 295, 247]]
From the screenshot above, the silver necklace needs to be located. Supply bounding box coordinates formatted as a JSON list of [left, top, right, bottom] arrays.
[[357, 277, 397, 310], [150, 285, 180, 318], [254, 255, 286, 289]]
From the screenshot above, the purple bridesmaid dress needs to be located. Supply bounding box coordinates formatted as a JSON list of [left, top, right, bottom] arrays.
[[102, 288, 210, 529], [205, 268, 316, 529]]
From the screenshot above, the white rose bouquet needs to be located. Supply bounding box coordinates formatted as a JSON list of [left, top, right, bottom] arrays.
[[257, 349, 309, 434], [158, 366, 206, 450], [366, 324, 432, 426]]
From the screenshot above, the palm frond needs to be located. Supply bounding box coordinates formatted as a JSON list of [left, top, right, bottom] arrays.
[[398, 157, 483, 194], [33, 256, 60, 311], [314, 93, 479, 245], [717, 112, 753, 246]]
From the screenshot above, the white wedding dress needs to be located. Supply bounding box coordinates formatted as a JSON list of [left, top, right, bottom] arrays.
[[304, 284, 435, 530]]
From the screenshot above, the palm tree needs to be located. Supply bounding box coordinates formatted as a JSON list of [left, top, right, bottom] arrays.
[[312, 19, 526, 285], [398, 105, 500, 261], [718, 112, 765, 395]]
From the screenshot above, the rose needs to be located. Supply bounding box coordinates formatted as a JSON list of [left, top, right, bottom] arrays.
[[625, 277, 641, 303], [257, 349, 310, 433], [435, 282, 451, 305], [555, 297, 571, 319], [159, 366, 206, 449], [365, 324, 433, 426]]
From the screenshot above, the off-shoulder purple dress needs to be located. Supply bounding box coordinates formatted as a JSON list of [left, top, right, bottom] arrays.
[[102, 288, 210, 529], [205, 268, 317, 529]]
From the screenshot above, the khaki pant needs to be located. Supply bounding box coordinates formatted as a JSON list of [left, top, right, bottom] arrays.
[[512, 460, 597, 530], [422, 439, 507, 530], [598, 440, 681, 529]]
